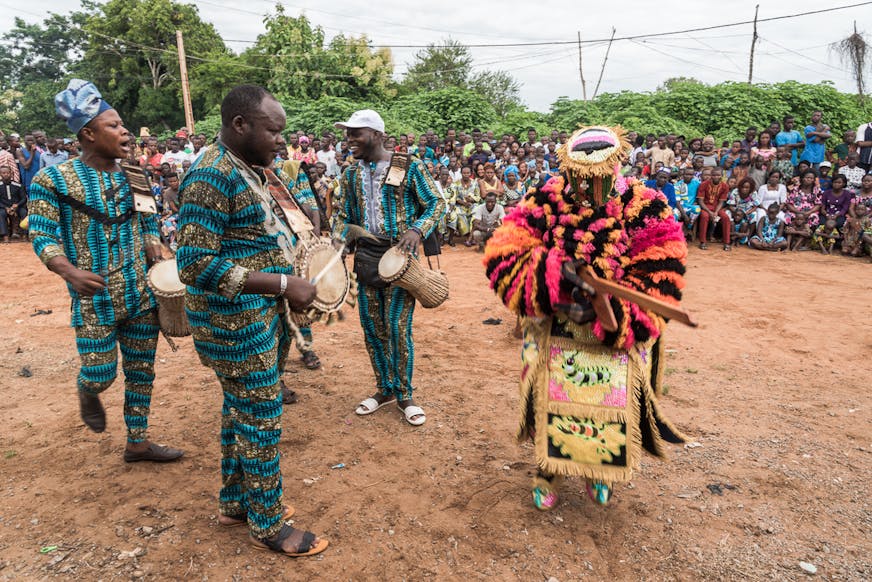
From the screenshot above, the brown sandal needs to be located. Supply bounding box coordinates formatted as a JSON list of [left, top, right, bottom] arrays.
[[250, 523, 329, 557]]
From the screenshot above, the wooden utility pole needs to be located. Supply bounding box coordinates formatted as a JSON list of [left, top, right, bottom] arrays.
[[593, 27, 616, 99], [578, 30, 588, 100], [176, 30, 195, 133], [748, 4, 759, 83]]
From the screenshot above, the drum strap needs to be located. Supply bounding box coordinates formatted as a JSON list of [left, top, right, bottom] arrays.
[[261, 167, 315, 238]]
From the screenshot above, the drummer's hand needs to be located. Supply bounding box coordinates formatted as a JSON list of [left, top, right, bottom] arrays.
[[397, 229, 421, 255], [145, 244, 163, 267], [64, 268, 107, 297], [283, 276, 317, 311]]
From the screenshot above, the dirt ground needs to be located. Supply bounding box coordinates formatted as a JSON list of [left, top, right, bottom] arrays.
[[0, 240, 870, 581]]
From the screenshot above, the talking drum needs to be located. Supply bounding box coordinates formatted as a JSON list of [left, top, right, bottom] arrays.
[[147, 259, 191, 337], [292, 238, 351, 323], [378, 246, 449, 308]]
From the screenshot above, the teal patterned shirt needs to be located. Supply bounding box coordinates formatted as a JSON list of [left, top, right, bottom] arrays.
[[28, 159, 160, 327]]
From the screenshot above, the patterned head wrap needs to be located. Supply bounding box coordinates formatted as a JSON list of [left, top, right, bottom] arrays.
[[54, 79, 113, 134]]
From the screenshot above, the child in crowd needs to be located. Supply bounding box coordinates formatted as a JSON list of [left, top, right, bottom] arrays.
[[784, 212, 812, 251], [731, 209, 751, 246], [841, 203, 870, 257], [818, 162, 833, 191], [750, 203, 788, 251], [812, 217, 841, 255]]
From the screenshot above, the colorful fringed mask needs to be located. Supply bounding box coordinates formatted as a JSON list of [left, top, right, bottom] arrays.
[[556, 126, 630, 206]]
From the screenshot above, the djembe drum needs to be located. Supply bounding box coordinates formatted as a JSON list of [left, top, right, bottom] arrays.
[[377, 246, 449, 308], [147, 259, 191, 337]]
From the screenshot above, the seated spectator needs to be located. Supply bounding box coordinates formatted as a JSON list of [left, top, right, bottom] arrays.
[[811, 216, 841, 255], [696, 166, 732, 251], [727, 177, 762, 236], [755, 170, 787, 223], [820, 174, 852, 229], [0, 165, 26, 242], [784, 169, 822, 231], [469, 192, 504, 251], [674, 167, 701, 240], [750, 203, 788, 252], [501, 165, 525, 208], [748, 156, 768, 188], [842, 174, 872, 256], [818, 161, 833, 191], [731, 209, 752, 246], [770, 146, 794, 185], [646, 168, 676, 209], [477, 162, 503, 202], [784, 212, 812, 251], [838, 153, 865, 191]]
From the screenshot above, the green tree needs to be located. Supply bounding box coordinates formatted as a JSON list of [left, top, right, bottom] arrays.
[[251, 7, 394, 102], [401, 38, 471, 93], [469, 70, 522, 117], [77, 0, 229, 131]]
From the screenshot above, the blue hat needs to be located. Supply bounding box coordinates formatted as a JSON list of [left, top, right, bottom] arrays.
[[503, 164, 520, 179], [54, 79, 113, 134]]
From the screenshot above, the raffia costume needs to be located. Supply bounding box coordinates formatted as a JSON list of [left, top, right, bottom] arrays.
[[484, 126, 688, 507]]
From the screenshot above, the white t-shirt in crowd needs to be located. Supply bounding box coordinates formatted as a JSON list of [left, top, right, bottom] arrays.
[[315, 149, 338, 176], [473, 202, 505, 230], [163, 150, 192, 173]]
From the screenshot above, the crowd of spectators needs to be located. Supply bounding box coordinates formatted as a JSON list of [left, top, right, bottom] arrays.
[[2, 112, 871, 258]]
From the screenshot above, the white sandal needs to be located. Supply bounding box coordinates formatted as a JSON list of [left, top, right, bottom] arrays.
[[355, 397, 395, 416], [399, 404, 426, 426]]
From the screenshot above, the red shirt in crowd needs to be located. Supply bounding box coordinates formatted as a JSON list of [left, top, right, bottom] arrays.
[[696, 180, 729, 210]]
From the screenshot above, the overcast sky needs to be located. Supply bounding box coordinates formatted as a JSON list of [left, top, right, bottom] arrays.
[[1, 0, 869, 111]]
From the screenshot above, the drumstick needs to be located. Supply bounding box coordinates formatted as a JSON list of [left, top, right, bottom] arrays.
[[579, 266, 698, 328], [310, 250, 344, 285]]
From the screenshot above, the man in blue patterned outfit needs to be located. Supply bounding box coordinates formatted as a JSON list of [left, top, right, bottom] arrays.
[[177, 85, 328, 557], [28, 79, 183, 462], [333, 110, 445, 426]]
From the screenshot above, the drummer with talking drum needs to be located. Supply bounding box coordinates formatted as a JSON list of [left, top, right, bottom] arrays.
[[332, 109, 445, 426], [27, 79, 184, 462]]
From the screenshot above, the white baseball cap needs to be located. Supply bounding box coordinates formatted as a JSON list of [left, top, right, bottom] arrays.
[[335, 109, 385, 133]]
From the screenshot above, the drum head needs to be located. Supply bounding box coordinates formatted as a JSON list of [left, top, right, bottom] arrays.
[[148, 259, 184, 294], [378, 247, 408, 280], [307, 245, 348, 308]]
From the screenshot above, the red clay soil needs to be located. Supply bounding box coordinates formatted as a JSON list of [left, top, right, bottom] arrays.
[[0, 242, 870, 581]]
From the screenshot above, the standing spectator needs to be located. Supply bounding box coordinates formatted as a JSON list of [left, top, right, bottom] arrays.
[[291, 136, 317, 164], [162, 138, 190, 173], [775, 115, 804, 166], [771, 146, 794, 184], [315, 138, 338, 177], [696, 166, 731, 250], [0, 165, 26, 242], [38, 138, 69, 169], [751, 131, 777, 164], [856, 119, 872, 171], [0, 137, 20, 182], [646, 134, 676, 171], [818, 161, 833, 191], [698, 136, 719, 167], [799, 110, 830, 170], [16, 134, 41, 193], [739, 127, 758, 153], [831, 130, 857, 166]]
